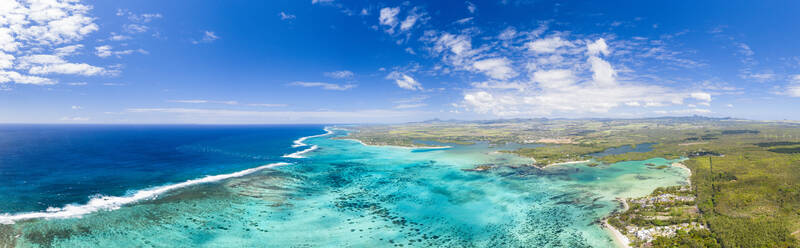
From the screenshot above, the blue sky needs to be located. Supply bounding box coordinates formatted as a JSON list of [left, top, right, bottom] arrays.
[[1, 0, 799, 123]]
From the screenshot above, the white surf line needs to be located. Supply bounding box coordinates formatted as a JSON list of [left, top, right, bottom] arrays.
[[291, 127, 334, 148], [282, 145, 318, 159], [284, 127, 336, 158], [0, 162, 290, 225]]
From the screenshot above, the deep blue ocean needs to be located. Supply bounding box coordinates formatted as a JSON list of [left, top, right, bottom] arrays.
[[0, 125, 323, 213]]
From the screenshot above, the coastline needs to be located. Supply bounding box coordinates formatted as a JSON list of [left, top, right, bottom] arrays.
[[339, 138, 452, 150], [546, 160, 591, 167], [601, 161, 694, 248], [603, 198, 632, 248], [672, 162, 692, 186]]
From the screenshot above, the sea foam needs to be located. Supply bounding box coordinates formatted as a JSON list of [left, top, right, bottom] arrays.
[[284, 127, 335, 158], [282, 145, 319, 159], [291, 127, 334, 148], [0, 162, 289, 224]]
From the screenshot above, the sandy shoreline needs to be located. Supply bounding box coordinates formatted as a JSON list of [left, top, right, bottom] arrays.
[[672, 162, 692, 186], [603, 198, 632, 248]]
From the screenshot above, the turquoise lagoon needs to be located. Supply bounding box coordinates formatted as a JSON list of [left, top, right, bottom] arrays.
[[1, 128, 689, 247]]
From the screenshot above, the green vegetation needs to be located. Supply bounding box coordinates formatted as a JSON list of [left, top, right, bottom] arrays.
[[344, 117, 800, 247], [505, 144, 605, 166], [651, 229, 720, 248]]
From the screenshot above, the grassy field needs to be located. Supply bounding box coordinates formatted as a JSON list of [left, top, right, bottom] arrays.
[[343, 117, 800, 247]]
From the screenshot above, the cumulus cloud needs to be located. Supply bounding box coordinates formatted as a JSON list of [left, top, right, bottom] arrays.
[[289, 81, 356, 91], [588, 56, 616, 86], [690, 92, 712, 102], [17, 54, 106, 76], [457, 35, 703, 116], [387, 71, 423, 91], [586, 38, 610, 56], [472, 58, 516, 80], [0, 70, 54, 85], [0, 0, 108, 86], [526, 36, 572, 53], [379, 7, 400, 34]]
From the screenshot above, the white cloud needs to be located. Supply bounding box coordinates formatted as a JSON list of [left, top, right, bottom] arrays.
[[743, 72, 775, 82], [466, 1, 477, 13], [311, 0, 334, 4], [126, 108, 427, 124], [54, 44, 83, 56], [123, 24, 148, 33], [0, 0, 107, 86], [169, 99, 239, 105], [71, 105, 82, 109], [690, 92, 712, 102], [279, 12, 296, 20], [192, 31, 219, 44], [787, 74, 800, 97], [94, 45, 145, 58], [387, 71, 422, 90], [586, 38, 609, 56], [17, 54, 105, 76], [323, 70, 354, 79], [247, 103, 287, 107], [68, 82, 87, 86], [526, 36, 572, 53], [433, 33, 472, 56], [472, 57, 516, 80], [588, 56, 616, 86], [498, 27, 517, 40], [378, 7, 400, 34], [458, 35, 700, 116], [454, 17, 473, 25], [532, 69, 575, 89], [108, 33, 131, 41], [117, 9, 162, 23], [0, 52, 14, 69], [472, 80, 527, 92], [400, 8, 424, 32], [60, 116, 89, 121], [289, 81, 356, 91], [0, 70, 54, 85], [394, 103, 426, 109], [655, 108, 712, 115], [95, 45, 112, 57]]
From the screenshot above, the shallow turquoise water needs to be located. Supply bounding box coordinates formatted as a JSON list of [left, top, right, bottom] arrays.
[[2, 128, 688, 247]]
